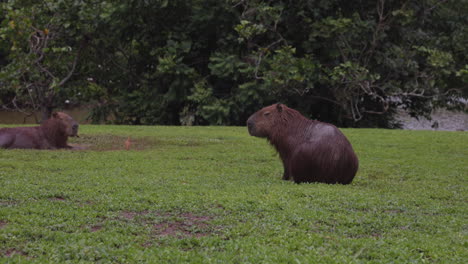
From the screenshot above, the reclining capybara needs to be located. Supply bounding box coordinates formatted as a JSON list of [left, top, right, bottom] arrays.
[[247, 103, 358, 184], [0, 112, 79, 149]]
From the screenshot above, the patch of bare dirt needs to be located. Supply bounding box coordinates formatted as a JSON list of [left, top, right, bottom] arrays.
[[118, 210, 218, 239], [152, 213, 214, 238], [49, 196, 66, 201], [0, 221, 7, 229], [90, 225, 103, 232], [119, 210, 150, 220], [69, 134, 160, 151], [4, 248, 28, 257], [384, 209, 405, 214]]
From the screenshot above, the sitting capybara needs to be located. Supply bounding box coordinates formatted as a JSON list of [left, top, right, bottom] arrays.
[[247, 103, 358, 184], [0, 112, 79, 149]]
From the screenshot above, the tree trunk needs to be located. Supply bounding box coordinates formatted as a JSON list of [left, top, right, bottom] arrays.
[[41, 105, 53, 124]]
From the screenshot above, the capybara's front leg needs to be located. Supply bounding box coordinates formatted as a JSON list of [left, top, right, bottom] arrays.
[[282, 166, 291, 180]]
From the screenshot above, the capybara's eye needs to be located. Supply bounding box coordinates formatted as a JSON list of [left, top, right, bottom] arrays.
[[264, 112, 270, 116]]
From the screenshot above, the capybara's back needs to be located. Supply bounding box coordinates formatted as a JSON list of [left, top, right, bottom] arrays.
[[247, 103, 358, 184], [287, 122, 358, 184]]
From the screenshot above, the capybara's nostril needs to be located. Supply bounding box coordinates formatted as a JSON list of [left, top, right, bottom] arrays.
[[72, 124, 79, 136], [247, 120, 254, 131]]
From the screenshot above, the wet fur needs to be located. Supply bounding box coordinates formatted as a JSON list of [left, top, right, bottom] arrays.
[[0, 112, 79, 149], [247, 104, 358, 184]]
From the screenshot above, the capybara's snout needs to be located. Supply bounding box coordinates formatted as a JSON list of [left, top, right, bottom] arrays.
[[71, 123, 79, 137], [246, 118, 255, 135]]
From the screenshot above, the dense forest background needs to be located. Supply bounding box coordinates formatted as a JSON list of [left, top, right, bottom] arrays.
[[0, 0, 467, 127]]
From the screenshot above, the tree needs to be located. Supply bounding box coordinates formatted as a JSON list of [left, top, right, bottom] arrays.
[[83, 0, 241, 125], [1, 0, 466, 126], [0, 0, 94, 121], [203, 0, 467, 127]]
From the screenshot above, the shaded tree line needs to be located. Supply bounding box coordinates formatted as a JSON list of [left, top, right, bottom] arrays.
[[1, 0, 466, 127]]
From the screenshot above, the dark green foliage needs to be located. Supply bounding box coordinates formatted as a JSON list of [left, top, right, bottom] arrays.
[[1, 0, 466, 126]]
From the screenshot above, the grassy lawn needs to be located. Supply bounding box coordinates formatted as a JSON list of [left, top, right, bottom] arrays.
[[0, 125, 466, 263]]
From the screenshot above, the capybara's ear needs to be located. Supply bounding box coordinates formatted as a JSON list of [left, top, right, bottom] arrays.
[[52, 112, 58, 118], [276, 103, 283, 113]]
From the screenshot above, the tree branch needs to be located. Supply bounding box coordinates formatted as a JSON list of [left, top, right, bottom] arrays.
[[58, 47, 80, 86]]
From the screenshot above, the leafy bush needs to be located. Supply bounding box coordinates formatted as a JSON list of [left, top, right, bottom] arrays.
[[1, 0, 466, 126]]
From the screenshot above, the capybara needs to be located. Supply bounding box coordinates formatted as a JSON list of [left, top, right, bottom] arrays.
[[247, 103, 358, 184], [0, 112, 79, 149]]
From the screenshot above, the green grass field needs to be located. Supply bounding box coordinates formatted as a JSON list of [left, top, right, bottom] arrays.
[[0, 125, 466, 263]]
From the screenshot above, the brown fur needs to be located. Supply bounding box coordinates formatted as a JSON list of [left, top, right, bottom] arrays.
[[0, 112, 79, 149], [247, 103, 358, 184]]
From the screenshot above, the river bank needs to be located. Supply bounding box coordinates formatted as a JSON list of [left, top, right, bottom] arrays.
[[1, 108, 467, 131]]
